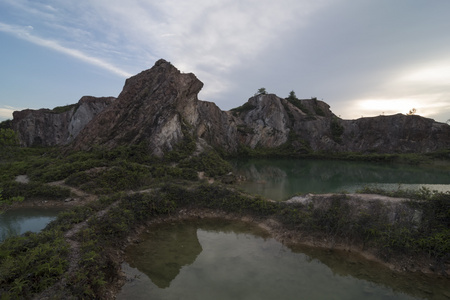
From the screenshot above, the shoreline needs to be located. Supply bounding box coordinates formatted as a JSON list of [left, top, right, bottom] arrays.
[[3, 192, 448, 299], [7, 196, 447, 277], [110, 207, 447, 298]]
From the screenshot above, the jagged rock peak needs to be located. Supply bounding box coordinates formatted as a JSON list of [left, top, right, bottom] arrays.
[[72, 59, 205, 156], [117, 59, 203, 109]]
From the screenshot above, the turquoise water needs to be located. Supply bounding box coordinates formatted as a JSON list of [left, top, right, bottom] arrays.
[[231, 159, 450, 200], [118, 219, 449, 300], [0, 207, 62, 241]]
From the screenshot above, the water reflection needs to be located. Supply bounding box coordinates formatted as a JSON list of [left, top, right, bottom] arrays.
[[125, 223, 202, 288], [231, 159, 450, 200], [0, 207, 63, 242], [119, 219, 449, 300], [289, 245, 450, 300]]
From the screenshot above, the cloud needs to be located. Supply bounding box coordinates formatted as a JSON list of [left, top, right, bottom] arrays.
[[396, 60, 450, 87], [0, 106, 21, 120], [2, 0, 327, 96], [80, 0, 330, 98], [0, 22, 132, 78]]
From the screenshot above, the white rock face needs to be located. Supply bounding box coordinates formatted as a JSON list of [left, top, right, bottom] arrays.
[[67, 96, 115, 144], [12, 96, 114, 147]]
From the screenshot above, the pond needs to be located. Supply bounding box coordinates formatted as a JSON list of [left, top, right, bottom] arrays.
[[0, 207, 63, 242], [118, 219, 449, 300], [231, 159, 450, 200]]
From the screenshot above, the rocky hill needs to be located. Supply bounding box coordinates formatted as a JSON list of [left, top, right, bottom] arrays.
[[12, 96, 114, 147], [11, 59, 450, 155]]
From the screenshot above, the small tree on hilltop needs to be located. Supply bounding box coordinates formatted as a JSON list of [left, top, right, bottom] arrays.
[[256, 87, 267, 95], [287, 90, 297, 101]]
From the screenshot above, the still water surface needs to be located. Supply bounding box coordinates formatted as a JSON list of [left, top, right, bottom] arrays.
[[119, 219, 449, 300], [0, 207, 62, 241], [231, 159, 450, 200]]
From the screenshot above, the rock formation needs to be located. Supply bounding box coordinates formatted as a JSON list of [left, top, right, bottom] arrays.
[[12, 96, 114, 146], [11, 59, 450, 155], [73, 59, 206, 156]]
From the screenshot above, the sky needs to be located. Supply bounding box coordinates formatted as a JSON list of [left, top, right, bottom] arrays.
[[1, 0, 450, 123]]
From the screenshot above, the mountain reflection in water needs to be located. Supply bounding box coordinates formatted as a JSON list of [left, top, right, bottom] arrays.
[[231, 158, 450, 200], [120, 219, 449, 300], [125, 223, 202, 288]]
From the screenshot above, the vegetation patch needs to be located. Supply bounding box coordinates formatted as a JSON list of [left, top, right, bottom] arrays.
[[51, 104, 78, 114], [230, 102, 256, 116], [0, 229, 69, 299], [0, 142, 449, 299], [330, 117, 344, 143]]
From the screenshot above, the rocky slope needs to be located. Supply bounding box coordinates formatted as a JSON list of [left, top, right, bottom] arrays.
[[11, 59, 450, 154], [12, 96, 114, 147]]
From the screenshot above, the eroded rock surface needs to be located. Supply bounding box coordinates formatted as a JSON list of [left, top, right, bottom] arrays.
[[12, 59, 450, 154], [12, 96, 114, 146]]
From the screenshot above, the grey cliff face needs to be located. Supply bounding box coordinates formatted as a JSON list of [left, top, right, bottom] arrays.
[[12, 96, 114, 147], [340, 114, 450, 153], [237, 94, 291, 148], [11, 59, 450, 155]]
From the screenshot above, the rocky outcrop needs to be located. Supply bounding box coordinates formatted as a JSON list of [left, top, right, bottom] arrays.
[[12, 96, 114, 146], [12, 59, 450, 154], [340, 114, 450, 153], [72, 59, 204, 156]]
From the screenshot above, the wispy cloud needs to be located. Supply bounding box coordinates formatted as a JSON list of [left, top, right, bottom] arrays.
[[0, 22, 132, 77], [0, 106, 23, 120], [70, 0, 329, 98]]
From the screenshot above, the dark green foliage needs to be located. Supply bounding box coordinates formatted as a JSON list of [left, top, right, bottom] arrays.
[[0, 119, 13, 130], [256, 87, 267, 95], [99, 142, 156, 165], [0, 230, 69, 298], [0, 128, 19, 147], [179, 151, 232, 178], [66, 161, 152, 194], [357, 187, 450, 263], [278, 194, 352, 234], [45, 206, 95, 232], [286, 93, 311, 115], [160, 183, 279, 216], [165, 136, 196, 162], [230, 102, 257, 115], [330, 117, 344, 143], [287, 90, 297, 100], [0, 181, 71, 200], [69, 227, 110, 298], [51, 104, 77, 114]]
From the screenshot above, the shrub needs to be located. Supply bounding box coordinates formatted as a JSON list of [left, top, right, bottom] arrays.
[[0, 230, 69, 298]]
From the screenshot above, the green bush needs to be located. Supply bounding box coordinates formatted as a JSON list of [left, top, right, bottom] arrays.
[[0, 128, 19, 147], [180, 151, 232, 178], [0, 181, 71, 200], [0, 230, 69, 298]]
